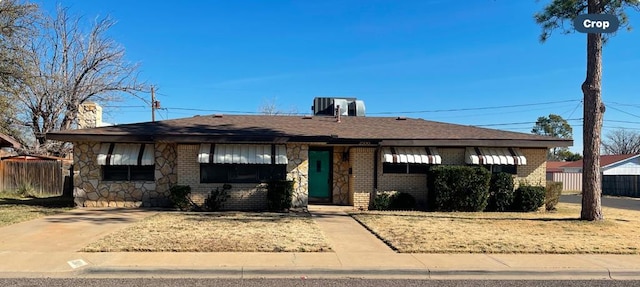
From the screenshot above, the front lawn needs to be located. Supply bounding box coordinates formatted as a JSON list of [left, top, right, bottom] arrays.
[[0, 193, 74, 227], [352, 203, 640, 254], [83, 212, 332, 252]]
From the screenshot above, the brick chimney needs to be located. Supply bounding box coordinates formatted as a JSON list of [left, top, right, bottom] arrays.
[[78, 102, 103, 129]]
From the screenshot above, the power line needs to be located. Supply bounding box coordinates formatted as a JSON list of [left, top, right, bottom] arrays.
[[475, 118, 583, 127], [366, 99, 580, 115]]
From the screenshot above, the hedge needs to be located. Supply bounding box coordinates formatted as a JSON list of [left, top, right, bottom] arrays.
[[427, 166, 491, 211], [485, 172, 515, 212]]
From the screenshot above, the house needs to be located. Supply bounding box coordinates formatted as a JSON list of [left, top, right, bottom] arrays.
[[0, 133, 21, 157], [559, 154, 640, 175], [546, 161, 582, 192], [556, 154, 640, 197], [46, 111, 571, 210]]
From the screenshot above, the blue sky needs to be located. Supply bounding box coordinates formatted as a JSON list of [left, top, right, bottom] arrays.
[[38, 1, 640, 153]]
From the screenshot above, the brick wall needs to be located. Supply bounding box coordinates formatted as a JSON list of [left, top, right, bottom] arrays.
[[377, 173, 427, 207], [176, 144, 267, 210], [349, 147, 375, 209], [515, 148, 547, 187], [176, 143, 309, 210]]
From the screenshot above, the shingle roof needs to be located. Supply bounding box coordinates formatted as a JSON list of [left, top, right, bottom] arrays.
[[546, 161, 571, 173], [561, 154, 640, 168], [47, 115, 572, 148]]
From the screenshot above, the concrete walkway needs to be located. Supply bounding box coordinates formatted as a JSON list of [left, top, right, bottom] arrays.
[[0, 206, 640, 279]]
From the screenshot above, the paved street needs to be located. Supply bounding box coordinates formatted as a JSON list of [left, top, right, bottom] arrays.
[[561, 195, 640, 211]]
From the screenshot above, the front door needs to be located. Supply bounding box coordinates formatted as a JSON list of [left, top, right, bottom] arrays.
[[308, 150, 331, 201]]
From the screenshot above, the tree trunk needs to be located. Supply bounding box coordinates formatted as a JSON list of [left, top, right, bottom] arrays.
[[580, 0, 604, 221]]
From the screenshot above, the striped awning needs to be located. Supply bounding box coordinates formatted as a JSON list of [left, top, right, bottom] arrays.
[[97, 143, 154, 166], [198, 144, 288, 164], [465, 147, 527, 165], [381, 147, 441, 164]]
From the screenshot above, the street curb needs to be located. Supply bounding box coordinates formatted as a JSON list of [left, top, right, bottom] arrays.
[[72, 266, 634, 280]]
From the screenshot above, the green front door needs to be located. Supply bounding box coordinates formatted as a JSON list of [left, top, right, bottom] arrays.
[[308, 150, 331, 200]]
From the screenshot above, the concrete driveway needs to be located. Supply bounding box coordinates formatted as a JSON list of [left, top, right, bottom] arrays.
[[0, 208, 157, 252], [561, 195, 640, 211]]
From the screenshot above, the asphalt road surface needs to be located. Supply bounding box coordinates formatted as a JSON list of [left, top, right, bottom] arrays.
[[561, 194, 640, 211], [0, 279, 638, 287]]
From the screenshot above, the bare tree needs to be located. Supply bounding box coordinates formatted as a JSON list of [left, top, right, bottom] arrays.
[[602, 129, 640, 155], [0, 6, 147, 156], [258, 97, 299, 115]]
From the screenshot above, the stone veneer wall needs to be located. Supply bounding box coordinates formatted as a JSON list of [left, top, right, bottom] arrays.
[[73, 141, 177, 207], [176, 143, 309, 210], [286, 144, 309, 208], [332, 146, 350, 205]]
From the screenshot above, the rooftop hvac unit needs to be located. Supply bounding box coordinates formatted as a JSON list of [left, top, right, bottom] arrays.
[[349, 100, 366, 116], [311, 97, 364, 116], [333, 99, 349, 116]]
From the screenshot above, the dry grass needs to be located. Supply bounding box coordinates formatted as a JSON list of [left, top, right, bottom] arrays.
[[83, 212, 332, 252], [352, 203, 640, 254], [0, 193, 73, 227]]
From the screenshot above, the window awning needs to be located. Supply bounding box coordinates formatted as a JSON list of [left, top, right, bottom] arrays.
[[198, 144, 288, 164], [381, 147, 441, 164], [465, 147, 527, 165], [97, 143, 154, 166]]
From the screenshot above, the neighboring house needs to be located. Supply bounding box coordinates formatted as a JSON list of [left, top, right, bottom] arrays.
[[548, 154, 640, 196], [47, 113, 571, 210], [546, 161, 582, 192], [0, 133, 21, 158], [559, 154, 640, 175]]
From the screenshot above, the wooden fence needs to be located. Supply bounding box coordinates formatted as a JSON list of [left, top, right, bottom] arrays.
[[602, 175, 640, 197], [0, 160, 64, 196], [547, 172, 582, 193]]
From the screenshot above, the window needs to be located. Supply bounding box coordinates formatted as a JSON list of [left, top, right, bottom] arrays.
[[200, 164, 287, 183], [103, 165, 154, 181], [382, 163, 429, 174], [483, 165, 517, 175]]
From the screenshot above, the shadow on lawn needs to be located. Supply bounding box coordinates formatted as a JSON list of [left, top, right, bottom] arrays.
[[0, 195, 74, 208]]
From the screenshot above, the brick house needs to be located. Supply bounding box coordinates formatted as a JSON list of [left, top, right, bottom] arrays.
[[47, 114, 571, 210]]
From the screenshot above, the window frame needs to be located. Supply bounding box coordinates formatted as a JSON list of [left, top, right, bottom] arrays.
[[382, 163, 429, 174], [102, 165, 155, 181], [482, 165, 518, 175], [200, 163, 287, 183]]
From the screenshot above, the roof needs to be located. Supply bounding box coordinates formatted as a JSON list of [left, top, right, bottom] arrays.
[[0, 155, 67, 162], [0, 133, 21, 149], [561, 154, 640, 169], [546, 161, 571, 173], [46, 115, 572, 148]]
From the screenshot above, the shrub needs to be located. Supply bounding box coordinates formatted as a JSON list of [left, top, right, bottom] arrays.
[[485, 172, 515, 212], [545, 181, 563, 211], [390, 192, 416, 210], [168, 185, 192, 211], [204, 184, 232, 211], [15, 181, 38, 198], [512, 184, 545, 212], [266, 180, 294, 211], [372, 191, 416, 211], [427, 166, 491, 212], [372, 191, 394, 210]]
